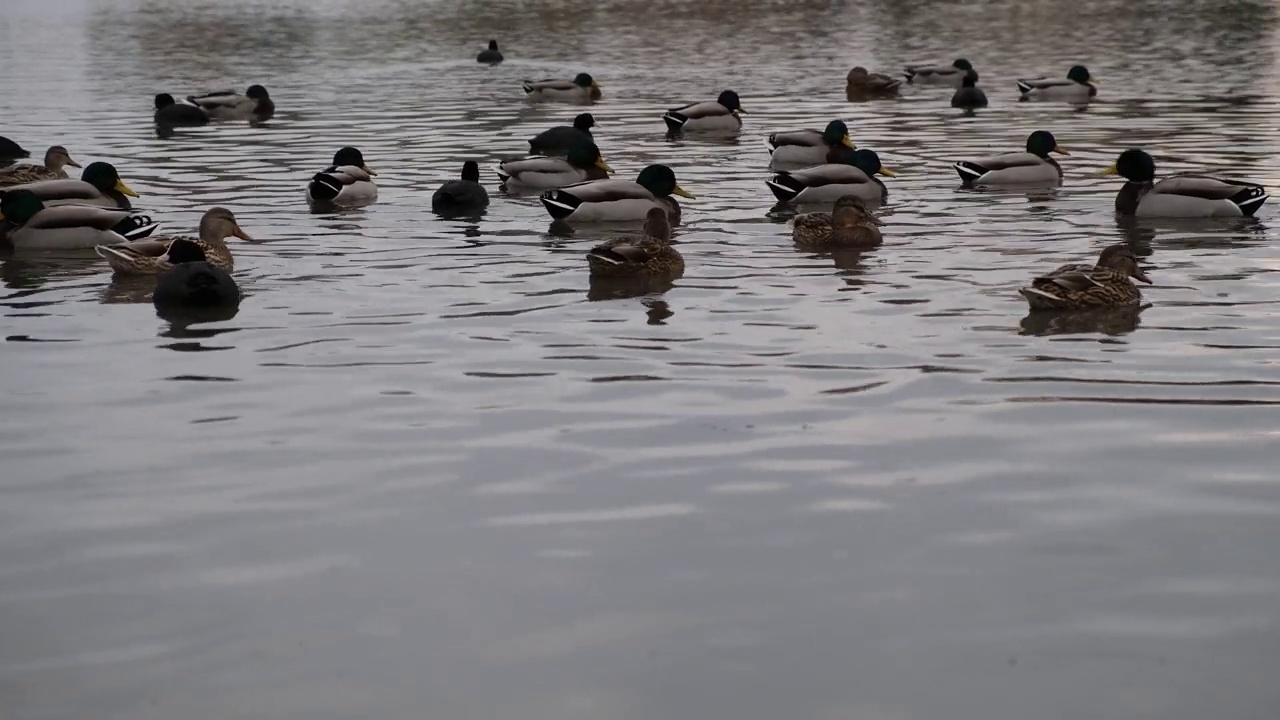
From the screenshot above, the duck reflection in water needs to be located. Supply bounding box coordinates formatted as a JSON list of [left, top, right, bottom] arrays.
[[1019, 303, 1148, 337]]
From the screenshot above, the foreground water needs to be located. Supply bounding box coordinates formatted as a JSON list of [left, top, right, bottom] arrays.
[[3, 0, 1280, 718]]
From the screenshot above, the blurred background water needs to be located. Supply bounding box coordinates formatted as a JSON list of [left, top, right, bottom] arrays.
[[3, 0, 1280, 718]]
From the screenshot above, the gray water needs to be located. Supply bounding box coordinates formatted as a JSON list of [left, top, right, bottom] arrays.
[[4, 0, 1280, 718]]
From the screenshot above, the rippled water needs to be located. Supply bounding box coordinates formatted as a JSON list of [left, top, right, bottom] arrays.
[[4, 0, 1280, 717]]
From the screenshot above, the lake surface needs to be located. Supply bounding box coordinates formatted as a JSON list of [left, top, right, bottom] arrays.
[[4, 0, 1280, 718]]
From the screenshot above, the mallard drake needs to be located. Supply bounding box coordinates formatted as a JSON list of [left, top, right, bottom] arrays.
[[0, 189, 158, 249], [541, 164, 694, 223], [476, 40, 503, 64], [154, 93, 210, 126], [1, 161, 140, 209], [1018, 65, 1097, 103], [663, 90, 745, 133], [522, 74, 601, 104], [767, 147, 895, 204], [586, 207, 684, 278], [153, 239, 240, 309], [1020, 244, 1151, 310], [0, 136, 29, 163], [95, 207, 253, 275], [951, 71, 988, 109], [497, 142, 613, 190], [528, 113, 595, 156], [1104, 149, 1268, 217], [187, 85, 274, 121], [767, 120, 854, 167], [846, 67, 901, 95], [0, 146, 81, 185], [432, 161, 490, 215], [307, 147, 377, 207], [791, 195, 884, 249], [954, 130, 1067, 187], [905, 59, 976, 87]]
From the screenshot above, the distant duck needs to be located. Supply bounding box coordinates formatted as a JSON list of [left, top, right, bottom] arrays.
[[1018, 65, 1097, 104], [154, 93, 210, 126], [0, 146, 81, 185], [0, 189, 158, 249], [663, 90, 745, 133], [2, 161, 140, 209], [1104, 149, 1269, 217], [541, 164, 694, 223], [845, 67, 901, 96], [954, 130, 1067, 187], [0, 136, 30, 164], [766, 120, 854, 167], [496, 142, 613, 190], [790, 195, 883, 249], [586, 207, 684, 278], [186, 85, 274, 122], [1020, 244, 1150, 311], [432, 161, 490, 215], [528, 113, 596, 156], [950, 71, 988, 110], [904, 59, 976, 87], [522, 74, 601, 104], [476, 39, 504, 64], [767, 147, 895, 204], [307, 147, 377, 207], [153, 239, 240, 309], [96, 207, 254, 275]]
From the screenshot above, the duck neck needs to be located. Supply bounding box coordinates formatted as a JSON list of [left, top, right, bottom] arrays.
[[1115, 181, 1151, 216]]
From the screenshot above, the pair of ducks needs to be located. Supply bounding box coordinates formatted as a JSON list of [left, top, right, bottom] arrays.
[[153, 85, 275, 126]]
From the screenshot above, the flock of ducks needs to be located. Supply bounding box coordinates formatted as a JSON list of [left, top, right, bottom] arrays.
[[0, 47, 1271, 316]]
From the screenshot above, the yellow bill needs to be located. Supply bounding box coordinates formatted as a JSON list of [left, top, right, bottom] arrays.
[[1052, 146, 1070, 156], [596, 158, 615, 173], [362, 165, 378, 176], [1101, 164, 1120, 176], [672, 186, 695, 199], [115, 179, 139, 197], [878, 167, 897, 177]]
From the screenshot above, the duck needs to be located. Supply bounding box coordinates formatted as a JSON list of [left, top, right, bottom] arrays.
[[790, 195, 884, 249], [766, 120, 855, 167], [1104, 149, 1269, 217], [586, 207, 684, 278], [432, 161, 490, 215], [186, 85, 274, 121], [528, 113, 596, 156], [767, 147, 895, 204], [153, 239, 240, 309], [1, 161, 141, 209], [154, 93, 210, 126], [845, 67, 901, 96], [1018, 65, 1097, 104], [0, 136, 29, 164], [496, 142, 613, 190], [0, 189, 159, 249], [904, 59, 976, 87], [954, 130, 1067, 187], [522, 74, 601, 104], [662, 90, 745, 133], [0, 146, 81, 185], [476, 39, 503, 64], [1020, 244, 1151, 310], [307, 147, 377, 207], [541, 164, 694, 223], [95, 207, 253, 275], [951, 71, 988, 109]]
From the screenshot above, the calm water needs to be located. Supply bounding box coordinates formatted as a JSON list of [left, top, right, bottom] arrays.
[[4, 0, 1280, 717]]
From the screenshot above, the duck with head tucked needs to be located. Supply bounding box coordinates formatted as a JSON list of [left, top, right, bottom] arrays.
[[187, 85, 274, 122], [432, 161, 490, 216], [154, 93, 210, 126], [663, 90, 746, 133], [791, 195, 884, 249], [528, 113, 596, 157], [0, 189, 158, 249], [476, 39, 503, 64], [586, 207, 684, 279], [0, 146, 81, 185], [95, 207, 254, 275], [1104, 149, 1268, 217], [1020, 244, 1151, 311], [2, 161, 141, 209], [1018, 65, 1097, 104], [541, 164, 694, 223], [846, 67, 901, 96], [307, 147, 377, 207], [497, 142, 613, 190], [522, 73, 601, 104], [767, 120, 855, 167], [905, 59, 976, 87], [153, 239, 240, 310], [767, 147, 895, 204], [0, 136, 30, 164], [954, 130, 1067, 187]]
